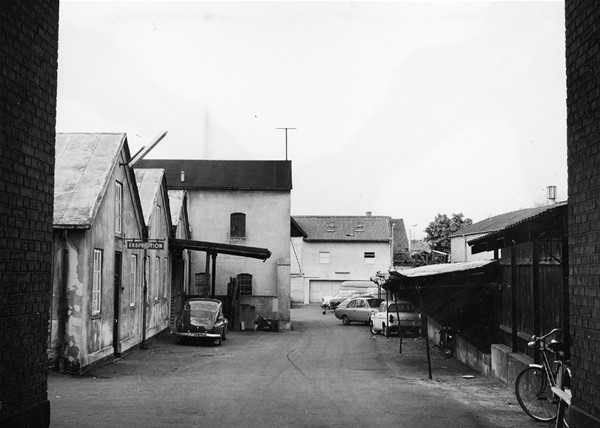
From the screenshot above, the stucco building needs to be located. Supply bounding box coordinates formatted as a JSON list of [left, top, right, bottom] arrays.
[[136, 159, 292, 324], [290, 214, 396, 304]]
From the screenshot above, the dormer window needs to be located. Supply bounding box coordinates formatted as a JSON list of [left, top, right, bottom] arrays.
[[355, 222, 364, 232], [326, 222, 336, 232]]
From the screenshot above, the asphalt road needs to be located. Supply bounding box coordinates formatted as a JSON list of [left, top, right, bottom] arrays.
[[48, 305, 542, 428]]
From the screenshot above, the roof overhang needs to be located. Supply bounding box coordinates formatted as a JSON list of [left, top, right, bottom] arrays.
[[170, 238, 271, 261], [382, 260, 500, 291], [468, 203, 568, 254]]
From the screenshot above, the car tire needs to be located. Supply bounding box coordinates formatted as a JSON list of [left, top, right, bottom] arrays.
[[342, 315, 350, 325], [215, 335, 222, 346], [369, 321, 378, 335]]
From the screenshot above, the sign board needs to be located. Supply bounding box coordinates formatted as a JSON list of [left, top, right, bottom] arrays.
[[126, 240, 164, 250]]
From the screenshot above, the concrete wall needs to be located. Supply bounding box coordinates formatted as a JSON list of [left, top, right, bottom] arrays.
[[450, 234, 495, 262], [565, 2, 600, 425], [292, 240, 390, 304], [0, 1, 59, 425], [187, 189, 291, 320]]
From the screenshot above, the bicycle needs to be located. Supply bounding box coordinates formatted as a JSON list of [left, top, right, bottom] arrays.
[[438, 326, 455, 358], [514, 328, 571, 423]]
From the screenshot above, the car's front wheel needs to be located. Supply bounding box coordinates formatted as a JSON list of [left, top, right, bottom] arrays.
[[342, 315, 350, 325]]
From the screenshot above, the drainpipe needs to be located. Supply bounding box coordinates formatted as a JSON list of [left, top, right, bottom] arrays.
[[58, 230, 68, 371]]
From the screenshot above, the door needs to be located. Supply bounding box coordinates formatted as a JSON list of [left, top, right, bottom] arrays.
[[114, 251, 122, 356]]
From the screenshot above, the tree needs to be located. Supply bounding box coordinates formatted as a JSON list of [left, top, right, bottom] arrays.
[[424, 213, 473, 254]]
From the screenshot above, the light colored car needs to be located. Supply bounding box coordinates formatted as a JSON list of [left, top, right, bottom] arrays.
[[369, 300, 422, 337], [175, 298, 228, 346], [334, 296, 384, 325], [323, 290, 361, 309]]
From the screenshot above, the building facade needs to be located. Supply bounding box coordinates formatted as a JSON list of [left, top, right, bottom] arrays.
[[291, 215, 394, 304], [50, 133, 168, 373], [136, 159, 292, 324], [565, 1, 600, 425], [0, 2, 59, 425]]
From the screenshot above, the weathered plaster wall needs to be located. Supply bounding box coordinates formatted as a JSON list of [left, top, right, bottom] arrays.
[[187, 190, 291, 307]]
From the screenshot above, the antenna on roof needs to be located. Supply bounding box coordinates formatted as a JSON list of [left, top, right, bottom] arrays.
[[128, 131, 168, 167], [276, 127, 296, 161]]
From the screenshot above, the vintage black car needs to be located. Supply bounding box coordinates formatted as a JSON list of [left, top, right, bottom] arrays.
[[175, 298, 228, 346]]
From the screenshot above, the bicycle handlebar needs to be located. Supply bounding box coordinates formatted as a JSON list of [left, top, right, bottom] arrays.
[[528, 328, 562, 348]]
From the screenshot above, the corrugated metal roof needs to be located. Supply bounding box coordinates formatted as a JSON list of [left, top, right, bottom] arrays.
[[389, 260, 497, 278], [292, 215, 391, 242], [134, 169, 165, 226], [53, 133, 125, 228], [450, 202, 568, 238], [135, 159, 292, 191]]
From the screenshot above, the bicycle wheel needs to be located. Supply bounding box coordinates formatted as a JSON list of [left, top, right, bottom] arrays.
[[515, 366, 557, 422]]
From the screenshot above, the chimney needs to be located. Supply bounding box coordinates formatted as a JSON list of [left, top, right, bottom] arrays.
[[181, 171, 185, 183], [547, 185, 557, 204], [366, 211, 372, 217]]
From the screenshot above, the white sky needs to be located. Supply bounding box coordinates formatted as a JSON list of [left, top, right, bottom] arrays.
[[56, 1, 567, 239]]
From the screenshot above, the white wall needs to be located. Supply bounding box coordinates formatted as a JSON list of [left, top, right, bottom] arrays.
[[187, 190, 290, 298], [450, 234, 496, 262]]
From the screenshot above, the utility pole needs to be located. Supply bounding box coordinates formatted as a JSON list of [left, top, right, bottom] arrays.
[[276, 127, 296, 161]]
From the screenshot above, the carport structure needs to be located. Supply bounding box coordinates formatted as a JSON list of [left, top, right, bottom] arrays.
[[378, 260, 501, 378], [170, 238, 271, 298]]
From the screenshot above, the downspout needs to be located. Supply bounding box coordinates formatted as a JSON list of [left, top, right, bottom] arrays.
[[58, 230, 68, 372]]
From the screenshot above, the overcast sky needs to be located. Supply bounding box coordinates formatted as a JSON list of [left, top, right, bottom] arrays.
[[56, 1, 567, 239]]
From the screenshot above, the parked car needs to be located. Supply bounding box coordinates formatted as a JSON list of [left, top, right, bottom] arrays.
[[369, 300, 422, 337], [324, 290, 365, 309], [334, 296, 384, 325], [335, 292, 375, 309], [175, 298, 228, 345]]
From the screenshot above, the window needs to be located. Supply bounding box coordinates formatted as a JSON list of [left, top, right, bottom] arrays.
[[163, 257, 168, 299], [92, 249, 103, 315], [144, 256, 150, 303], [130, 254, 137, 307], [230, 213, 246, 238], [238, 273, 252, 296], [364, 252, 375, 264], [319, 251, 330, 264], [115, 181, 123, 234], [155, 256, 160, 302], [151, 205, 161, 239]]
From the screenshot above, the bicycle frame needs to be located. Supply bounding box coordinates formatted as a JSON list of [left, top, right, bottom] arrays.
[[527, 328, 567, 392]]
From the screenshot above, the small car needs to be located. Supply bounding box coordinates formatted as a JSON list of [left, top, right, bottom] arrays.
[[369, 300, 422, 337], [322, 290, 355, 309], [175, 298, 228, 345], [334, 297, 384, 325], [328, 290, 371, 309]]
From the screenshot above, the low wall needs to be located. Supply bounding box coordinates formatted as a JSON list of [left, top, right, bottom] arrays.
[[427, 318, 531, 385]]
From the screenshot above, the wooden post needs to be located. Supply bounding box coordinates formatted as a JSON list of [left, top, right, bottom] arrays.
[[417, 285, 432, 380]]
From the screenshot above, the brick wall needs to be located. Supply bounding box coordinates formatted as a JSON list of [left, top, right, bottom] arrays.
[[566, 1, 600, 426], [0, 1, 59, 426]]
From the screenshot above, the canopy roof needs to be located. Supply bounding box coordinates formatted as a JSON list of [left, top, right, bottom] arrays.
[[170, 238, 271, 260]]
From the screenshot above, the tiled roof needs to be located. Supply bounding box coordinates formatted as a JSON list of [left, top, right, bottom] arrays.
[[450, 202, 568, 237], [390, 259, 497, 278], [135, 159, 292, 191], [54, 133, 125, 228], [292, 215, 391, 242]]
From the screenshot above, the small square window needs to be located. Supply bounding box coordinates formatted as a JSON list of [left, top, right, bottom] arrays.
[[319, 252, 330, 264], [364, 252, 375, 265]]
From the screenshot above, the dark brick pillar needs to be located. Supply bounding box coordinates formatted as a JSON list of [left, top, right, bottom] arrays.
[[566, 1, 600, 426], [0, 1, 59, 426]]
